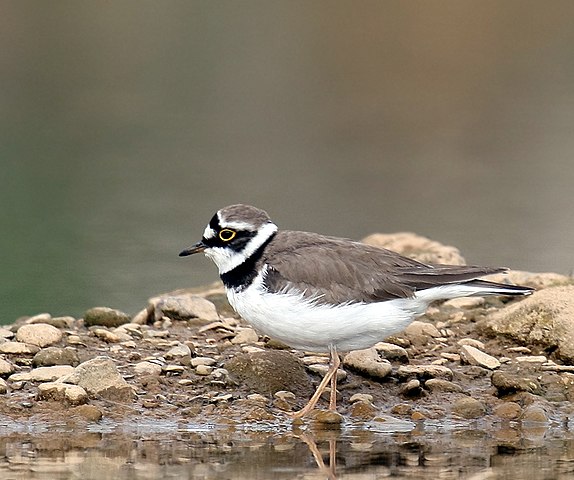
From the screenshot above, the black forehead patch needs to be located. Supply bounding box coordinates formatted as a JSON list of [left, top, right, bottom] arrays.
[[209, 213, 221, 231]]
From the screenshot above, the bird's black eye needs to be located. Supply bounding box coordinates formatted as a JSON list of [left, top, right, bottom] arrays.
[[218, 229, 237, 242]]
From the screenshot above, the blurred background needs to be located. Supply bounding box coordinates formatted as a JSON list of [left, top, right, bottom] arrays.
[[1, 1, 573, 322]]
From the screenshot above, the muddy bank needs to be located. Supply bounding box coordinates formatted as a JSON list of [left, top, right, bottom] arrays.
[[1, 233, 573, 430]]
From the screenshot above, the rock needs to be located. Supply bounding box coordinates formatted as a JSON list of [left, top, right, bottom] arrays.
[[225, 351, 312, 396], [63, 356, 134, 402], [84, 307, 131, 328], [165, 343, 192, 360], [273, 390, 297, 411], [32, 347, 80, 367], [149, 294, 219, 323], [349, 399, 377, 419], [0, 341, 40, 355], [92, 328, 132, 343], [195, 365, 213, 376], [29, 314, 74, 329], [231, 327, 259, 345], [0, 358, 15, 376], [396, 364, 453, 381], [37, 382, 88, 405], [350, 393, 374, 403], [191, 356, 217, 367], [9, 365, 74, 382], [343, 348, 392, 380], [0, 328, 14, 339], [373, 342, 409, 363], [71, 404, 103, 421], [494, 402, 523, 420], [452, 397, 486, 419], [443, 297, 485, 309], [459, 345, 501, 370], [485, 286, 574, 362], [491, 371, 541, 396], [425, 378, 464, 393], [312, 409, 344, 425], [404, 321, 441, 339], [131, 308, 150, 325], [487, 270, 572, 291], [0, 378, 7, 394], [457, 338, 486, 350], [16, 324, 63, 347], [521, 405, 549, 423], [134, 361, 162, 376], [400, 379, 423, 397], [362, 232, 466, 265], [306, 364, 347, 381], [516, 355, 547, 364]]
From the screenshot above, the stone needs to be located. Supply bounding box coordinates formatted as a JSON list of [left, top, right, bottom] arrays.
[[195, 365, 213, 376], [0, 341, 40, 355], [134, 361, 162, 376], [37, 382, 88, 405], [373, 342, 409, 363], [312, 409, 344, 424], [349, 393, 374, 403], [0, 378, 7, 394], [93, 328, 131, 343], [84, 307, 131, 327], [343, 348, 392, 380], [425, 378, 464, 393], [63, 356, 134, 402], [400, 379, 422, 397], [487, 270, 571, 291], [9, 365, 74, 382], [0, 358, 15, 376], [485, 286, 574, 362], [515, 355, 547, 364], [457, 338, 486, 350], [16, 323, 63, 347], [191, 356, 217, 367], [404, 321, 441, 339], [32, 347, 80, 367], [452, 397, 486, 419], [491, 371, 541, 396], [71, 404, 103, 421], [361, 232, 466, 265], [225, 350, 312, 396], [443, 297, 485, 309], [165, 343, 192, 359], [0, 328, 14, 339], [494, 402, 523, 420], [149, 294, 219, 322], [306, 364, 347, 381], [521, 405, 549, 423], [231, 327, 259, 345], [459, 345, 501, 370], [29, 314, 74, 329], [349, 399, 377, 419], [396, 364, 453, 381]]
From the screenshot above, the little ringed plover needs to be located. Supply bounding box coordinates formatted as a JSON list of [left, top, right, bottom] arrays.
[[180, 204, 533, 418]]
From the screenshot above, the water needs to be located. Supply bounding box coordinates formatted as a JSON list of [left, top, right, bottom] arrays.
[[1, 1, 573, 323], [1, 417, 573, 480]]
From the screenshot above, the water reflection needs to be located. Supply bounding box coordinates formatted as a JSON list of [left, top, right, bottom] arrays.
[[1, 416, 574, 479]]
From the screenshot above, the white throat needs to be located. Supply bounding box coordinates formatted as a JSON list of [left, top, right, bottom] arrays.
[[204, 222, 278, 274]]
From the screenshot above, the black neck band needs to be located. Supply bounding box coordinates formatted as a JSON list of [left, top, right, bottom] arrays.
[[220, 232, 277, 290]]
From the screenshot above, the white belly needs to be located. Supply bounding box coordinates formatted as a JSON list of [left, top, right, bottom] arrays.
[[226, 271, 429, 352]]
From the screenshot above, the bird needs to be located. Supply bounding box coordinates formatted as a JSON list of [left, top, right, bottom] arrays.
[[179, 204, 534, 418]]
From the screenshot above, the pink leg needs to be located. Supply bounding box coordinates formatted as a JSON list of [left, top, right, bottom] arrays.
[[291, 346, 339, 419]]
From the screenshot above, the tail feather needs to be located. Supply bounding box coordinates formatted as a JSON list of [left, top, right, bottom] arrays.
[[462, 279, 534, 296]]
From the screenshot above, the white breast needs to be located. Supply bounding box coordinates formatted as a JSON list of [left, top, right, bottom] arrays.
[[226, 267, 431, 352]]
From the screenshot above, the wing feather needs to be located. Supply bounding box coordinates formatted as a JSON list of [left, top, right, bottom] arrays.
[[261, 231, 505, 305]]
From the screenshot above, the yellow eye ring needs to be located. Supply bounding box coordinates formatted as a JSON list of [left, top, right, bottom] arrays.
[[218, 229, 236, 242]]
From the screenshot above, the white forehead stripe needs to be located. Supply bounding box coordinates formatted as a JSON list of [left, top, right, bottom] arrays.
[[219, 219, 260, 230], [203, 226, 216, 239]]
